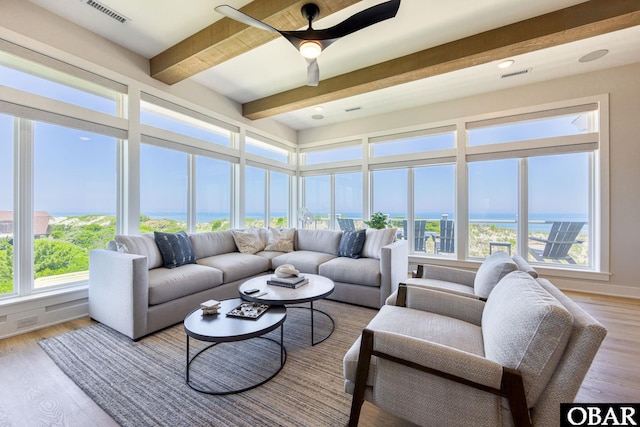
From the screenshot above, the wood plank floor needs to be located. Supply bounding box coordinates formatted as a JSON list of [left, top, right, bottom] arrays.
[[0, 291, 637, 426]]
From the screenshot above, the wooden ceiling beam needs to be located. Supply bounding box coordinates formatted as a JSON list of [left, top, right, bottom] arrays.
[[243, 0, 640, 120], [150, 0, 361, 85]]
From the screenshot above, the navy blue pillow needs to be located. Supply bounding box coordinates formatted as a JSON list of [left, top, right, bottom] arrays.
[[154, 231, 196, 269], [338, 229, 366, 259]]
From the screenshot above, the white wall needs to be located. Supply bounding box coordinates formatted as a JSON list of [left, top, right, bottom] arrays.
[[299, 62, 640, 298]]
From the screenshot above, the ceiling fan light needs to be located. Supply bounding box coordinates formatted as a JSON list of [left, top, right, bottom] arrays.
[[299, 41, 322, 59]]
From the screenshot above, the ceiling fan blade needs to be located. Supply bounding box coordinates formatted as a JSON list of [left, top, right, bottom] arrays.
[[306, 58, 319, 86], [318, 0, 401, 40], [214, 5, 279, 34]]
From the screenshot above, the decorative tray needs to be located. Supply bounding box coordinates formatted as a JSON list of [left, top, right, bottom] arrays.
[[226, 302, 269, 320]]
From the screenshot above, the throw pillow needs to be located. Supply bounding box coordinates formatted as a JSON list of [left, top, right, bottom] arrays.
[[338, 229, 366, 258], [264, 227, 295, 252], [154, 231, 196, 269], [231, 229, 265, 254], [361, 228, 397, 259], [473, 250, 518, 299]]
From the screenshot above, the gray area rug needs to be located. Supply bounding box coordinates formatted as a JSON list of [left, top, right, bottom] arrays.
[[39, 300, 377, 427]]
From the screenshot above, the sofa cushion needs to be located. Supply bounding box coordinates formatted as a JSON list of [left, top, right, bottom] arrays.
[[482, 271, 574, 408], [254, 250, 286, 270], [319, 257, 380, 287], [473, 250, 517, 298], [361, 228, 397, 260], [148, 264, 223, 306], [197, 252, 270, 283], [231, 229, 265, 254], [271, 251, 336, 274], [154, 231, 196, 269], [114, 233, 163, 270], [295, 229, 342, 255], [189, 230, 237, 259], [264, 227, 295, 252], [338, 229, 366, 259]]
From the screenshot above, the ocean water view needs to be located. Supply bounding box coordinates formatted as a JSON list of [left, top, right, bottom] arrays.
[[50, 211, 587, 232]]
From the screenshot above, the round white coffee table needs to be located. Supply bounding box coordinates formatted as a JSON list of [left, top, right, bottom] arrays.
[[239, 274, 335, 346]]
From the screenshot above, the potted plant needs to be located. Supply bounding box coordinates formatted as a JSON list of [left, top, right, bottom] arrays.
[[364, 212, 390, 229]]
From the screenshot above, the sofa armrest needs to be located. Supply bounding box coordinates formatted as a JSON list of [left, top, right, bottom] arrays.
[[379, 239, 408, 307], [418, 264, 476, 287], [88, 249, 149, 340]]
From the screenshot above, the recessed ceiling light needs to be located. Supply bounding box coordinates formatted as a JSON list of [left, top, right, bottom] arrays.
[[314, 106, 324, 112], [498, 59, 515, 69], [312, 114, 324, 120], [579, 49, 609, 63]]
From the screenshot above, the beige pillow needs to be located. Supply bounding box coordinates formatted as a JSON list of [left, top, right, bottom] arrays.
[[231, 229, 265, 254], [114, 234, 163, 269], [473, 250, 518, 299], [264, 227, 295, 252], [361, 228, 397, 259]]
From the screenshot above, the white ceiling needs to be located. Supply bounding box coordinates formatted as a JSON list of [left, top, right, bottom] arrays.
[[27, 0, 640, 130]]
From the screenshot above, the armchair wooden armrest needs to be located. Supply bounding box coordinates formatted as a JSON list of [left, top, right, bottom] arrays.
[[349, 328, 531, 427]]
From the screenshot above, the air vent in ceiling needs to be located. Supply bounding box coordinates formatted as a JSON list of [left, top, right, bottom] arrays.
[[501, 68, 532, 79], [345, 106, 363, 113], [85, 0, 129, 24]]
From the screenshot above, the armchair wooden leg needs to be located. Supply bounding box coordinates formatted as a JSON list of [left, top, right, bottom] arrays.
[[349, 329, 374, 427], [502, 367, 532, 427]]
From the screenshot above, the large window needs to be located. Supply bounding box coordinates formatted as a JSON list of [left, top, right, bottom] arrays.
[[414, 164, 455, 254], [372, 169, 407, 230], [245, 166, 266, 228], [141, 100, 233, 148], [468, 109, 594, 146], [0, 51, 122, 116], [246, 135, 290, 163], [33, 123, 117, 289], [0, 45, 126, 300], [302, 142, 361, 165], [303, 175, 330, 229], [466, 103, 598, 268], [302, 172, 363, 231], [300, 99, 603, 272], [528, 153, 590, 267], [196, 156, 232, 232], [335, 172, 363, 229], [372, 129, 455, 157], [468, 159, 518, 258], [140, 144, 188, 232], [270, 171, 290, 228]]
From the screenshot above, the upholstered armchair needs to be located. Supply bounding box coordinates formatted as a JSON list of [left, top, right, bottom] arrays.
[[398, 251, 537, 301], [344, 272, 607, 427]]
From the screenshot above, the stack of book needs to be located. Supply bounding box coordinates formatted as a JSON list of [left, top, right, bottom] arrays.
[[267, 275, 309, 289], [200, 299, 221, 315]]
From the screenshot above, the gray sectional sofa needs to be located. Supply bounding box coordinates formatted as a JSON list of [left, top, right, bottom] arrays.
[[88, 227, 408, 340]]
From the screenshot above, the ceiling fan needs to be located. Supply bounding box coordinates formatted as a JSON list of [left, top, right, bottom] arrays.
[[214, 1, 401, 86]]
